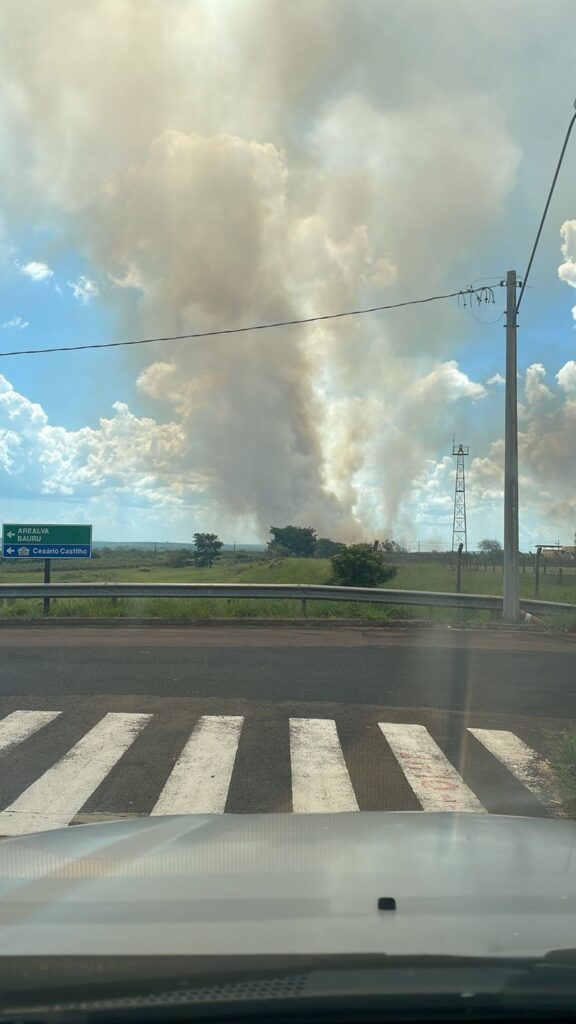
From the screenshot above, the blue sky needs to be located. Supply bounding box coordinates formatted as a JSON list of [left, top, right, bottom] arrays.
[[2, 0, 576, 549]]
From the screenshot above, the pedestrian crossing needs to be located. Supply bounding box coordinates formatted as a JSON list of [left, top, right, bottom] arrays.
[[379, 723, 485, 813], [0, 710, 564, 836]]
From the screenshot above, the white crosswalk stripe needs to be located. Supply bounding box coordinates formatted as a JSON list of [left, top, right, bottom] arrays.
[[0, 710, 564, 833], [467, 728, 562, 813], [289, 718, 359, 812], [0, 713, 152, 836], [379, 722, 486, 812], [0, 710, 61, 753], [151, 715, 244, 815]]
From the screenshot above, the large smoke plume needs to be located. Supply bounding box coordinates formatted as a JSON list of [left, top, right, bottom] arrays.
[[1, 0, 575, 541]]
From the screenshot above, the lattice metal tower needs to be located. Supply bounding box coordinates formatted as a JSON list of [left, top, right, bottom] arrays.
[[451, 442, 469, 551]]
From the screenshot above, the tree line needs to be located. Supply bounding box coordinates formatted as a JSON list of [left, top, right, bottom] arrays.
[[170, 530, 507, 585], [174, 526, 399, 588]]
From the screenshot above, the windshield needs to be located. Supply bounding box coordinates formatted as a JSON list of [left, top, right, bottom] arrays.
[[0, 0, 576, 1007]]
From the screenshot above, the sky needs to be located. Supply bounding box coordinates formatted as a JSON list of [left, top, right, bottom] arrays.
[[1, 0, 576, 550]]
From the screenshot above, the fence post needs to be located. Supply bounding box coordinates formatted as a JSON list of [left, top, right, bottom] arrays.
[[455, 542, 463, 594], [534, 546, 542, 598], [559, 566, 563, 586], [43, 558, 51, 616]]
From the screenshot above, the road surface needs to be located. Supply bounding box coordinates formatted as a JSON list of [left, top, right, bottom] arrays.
[[0, 624, 573, 835]]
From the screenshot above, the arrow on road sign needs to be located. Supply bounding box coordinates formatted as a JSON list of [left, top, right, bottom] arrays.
[[6, 547, 14, 555], [6, 531, 14, 538]]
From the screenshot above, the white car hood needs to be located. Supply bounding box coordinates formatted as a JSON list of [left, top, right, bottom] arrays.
[[0, 812, 574, 959]]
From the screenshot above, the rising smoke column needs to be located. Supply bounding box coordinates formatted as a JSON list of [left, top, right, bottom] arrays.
[[0, 0, 528, 538]]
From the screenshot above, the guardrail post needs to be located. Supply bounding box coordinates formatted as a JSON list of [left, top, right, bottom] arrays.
[[534, 546, 542, 597], [455, 542, 463, 594], [559, 566, 563, 586], [301, 598, 307, 617], [43, 558, 51, 616]]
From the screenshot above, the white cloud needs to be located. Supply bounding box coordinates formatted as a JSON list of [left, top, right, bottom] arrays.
[[558, 221, 576, 323], [524, 363, 553, 406], [1, 316, 28, 330], [558, 220, 576, 288], [67, 275, 100, 304], [487, 372, 505, 386], [556, 360, 576, 393], [410, 361, 487, 404], [0, 373, 206, 512], [16, 260, 53, 282]]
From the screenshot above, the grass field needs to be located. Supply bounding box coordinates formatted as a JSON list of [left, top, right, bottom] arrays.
[[1, 553, 574, 622]]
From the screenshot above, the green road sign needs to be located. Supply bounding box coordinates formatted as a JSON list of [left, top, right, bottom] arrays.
[[2, 524, 92, 559]]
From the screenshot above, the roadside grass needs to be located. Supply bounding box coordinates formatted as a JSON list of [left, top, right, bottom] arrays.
[[3, 553, 576, 598], [551, 730, 576, 815], [0, 554, 574, 623], [0, 594, 493, 625], [540, 611, 576, 632]]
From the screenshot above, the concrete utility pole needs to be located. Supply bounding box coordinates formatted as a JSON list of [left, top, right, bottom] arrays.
[[503, 269, 519, 622], [500, 101, 576, 623]]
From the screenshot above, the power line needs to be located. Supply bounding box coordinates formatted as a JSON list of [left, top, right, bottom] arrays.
[[0, 284, 501, 359], [516, 105, 576, 315]]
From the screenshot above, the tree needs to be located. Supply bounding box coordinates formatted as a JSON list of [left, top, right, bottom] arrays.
[[268, 525, 317, 557], [478, 539, 503, 554], [329, 544, 398, 588], [193, 532, 223, 567], [314, 537, 345, 558], [381, 538, 407, 553]]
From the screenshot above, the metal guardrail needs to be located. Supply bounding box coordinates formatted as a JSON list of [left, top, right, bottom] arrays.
[[0, 582, 574, 616]]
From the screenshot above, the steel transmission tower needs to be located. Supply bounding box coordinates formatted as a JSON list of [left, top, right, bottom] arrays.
[[451, 443, 469, 551]]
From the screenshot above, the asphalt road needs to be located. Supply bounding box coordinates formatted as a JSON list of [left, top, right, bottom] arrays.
[[0, 624, 573, 833]]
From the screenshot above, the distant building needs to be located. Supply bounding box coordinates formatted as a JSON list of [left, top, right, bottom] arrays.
[[542, 546, 576, 561]]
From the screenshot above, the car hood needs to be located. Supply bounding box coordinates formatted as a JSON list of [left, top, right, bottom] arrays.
[[0, 812, 574, 959]]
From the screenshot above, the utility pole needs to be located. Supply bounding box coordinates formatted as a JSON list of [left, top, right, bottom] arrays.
[[500, 101, 576, 621], [503, 270, 519, 622]]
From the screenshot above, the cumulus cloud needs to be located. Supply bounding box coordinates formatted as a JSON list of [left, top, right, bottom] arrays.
[[2, 316, 28, 329], [558, 220, 576, 324], [558, 220, 576, 288], [557, 360, 576, 393], [524, 363, 553, 406], [0, 373, 204, 513], [67, 275, 99, 304], [16, 260, 53, 282]]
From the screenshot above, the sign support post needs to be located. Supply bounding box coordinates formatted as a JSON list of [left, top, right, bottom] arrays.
[[43, 558, 51, 616]]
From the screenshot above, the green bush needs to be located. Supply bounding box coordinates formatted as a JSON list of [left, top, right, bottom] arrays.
[[329, 545, 398, 588]]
